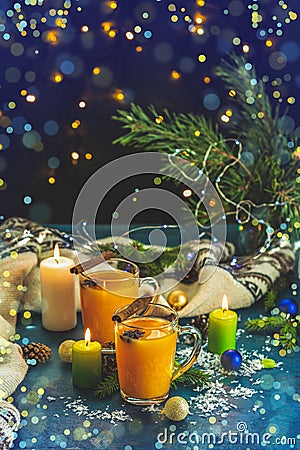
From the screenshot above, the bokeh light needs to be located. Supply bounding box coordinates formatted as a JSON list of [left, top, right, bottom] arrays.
[[0, 0, 298, 225]]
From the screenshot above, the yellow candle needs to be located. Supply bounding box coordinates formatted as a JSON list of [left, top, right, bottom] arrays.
[[40, 244, 77, 331], [207, 294, 237, 354], [72, 328, 102, 389]]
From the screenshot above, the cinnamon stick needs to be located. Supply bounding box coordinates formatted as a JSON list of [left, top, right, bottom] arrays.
[[112, 295, 153, 323], [70, 250, 115, 275]]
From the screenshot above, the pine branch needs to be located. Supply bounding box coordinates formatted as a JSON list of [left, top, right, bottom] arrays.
[[214, 53, 276, 145], [94, 372, 120, 399], [97, 240, 191, 278], [245, 316, 286, 332], [262, 272, 293, 312], [263, 290, 277, 313], [171, 366, 211, 389], [279, 322, 297, 351], [113, 103, 229, 184], [245, 313, 299, 353], [111, 54, 300, 239]]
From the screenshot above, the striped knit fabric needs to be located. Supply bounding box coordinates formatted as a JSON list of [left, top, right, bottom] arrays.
[[0, 400, 20, 449]]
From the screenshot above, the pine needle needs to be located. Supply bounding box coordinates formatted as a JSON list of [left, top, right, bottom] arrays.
[[263, 290, 277, 312], [94, 372, 120, 399], [96, 240, 187, 278], [111, 53, 300, 241], [245, 314, 299, 352], [171, 366, 211, 389], [279, 322, 297, 351], [245, 316, 286, 332], [94, 364, 211, 399]]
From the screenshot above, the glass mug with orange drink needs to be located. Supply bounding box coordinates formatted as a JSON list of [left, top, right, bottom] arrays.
[[79, 258, 159, 344], [114, 303, 202, 405]]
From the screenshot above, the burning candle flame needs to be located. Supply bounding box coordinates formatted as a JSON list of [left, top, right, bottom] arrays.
[[54, 243, 60, 263], [222, 294, 228, 312], [85, 328, 91, 347]]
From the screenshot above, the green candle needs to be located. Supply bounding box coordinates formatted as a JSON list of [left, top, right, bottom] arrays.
[[207, 295, 237, 354], [72, 328, 102, 389]]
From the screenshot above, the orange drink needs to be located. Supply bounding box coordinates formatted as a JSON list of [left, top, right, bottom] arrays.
[[116, 317, 177, 400], [79, 258, 159, 344], [114, 303, 203, 405], [80, 269, 138, 344]]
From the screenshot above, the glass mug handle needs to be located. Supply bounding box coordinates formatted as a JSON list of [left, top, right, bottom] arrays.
[[139, 276, 160, 300], [172, 325, 202, 381]]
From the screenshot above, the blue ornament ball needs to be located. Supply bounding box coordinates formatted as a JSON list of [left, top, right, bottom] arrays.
[[279, 298, 298, 317], [221, 349, 242, 371]]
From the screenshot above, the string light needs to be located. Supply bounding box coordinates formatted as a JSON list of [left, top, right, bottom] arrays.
[[71, 120, 80, 129], [109, 1, 118, 10], [196, 27, 205, 36], [169, 138, 286, 241], [71, 151, 79, 160], [26, 94, 36, 103], [183, 189, 192, 198], [113, 90, 125, 101], [155, 115, 164, 124], [171, 70, 181, 79], [53, 73, 63, 83], [125, 31, 134, 40], [48, 177, 56, 184], [221, 115, 230, 122], [194, 13, 204, 24], [198, 54, 206, 62]]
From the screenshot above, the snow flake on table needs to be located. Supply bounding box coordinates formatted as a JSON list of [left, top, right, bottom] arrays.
[[190, 380, 258, 418], [176, 335, 282, 418], [63, 397, 132, 424]]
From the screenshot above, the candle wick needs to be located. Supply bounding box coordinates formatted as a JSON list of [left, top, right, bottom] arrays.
[[222, 308, 227, 313], [85, 340, 89, 347], [55, 258, 60, 264]]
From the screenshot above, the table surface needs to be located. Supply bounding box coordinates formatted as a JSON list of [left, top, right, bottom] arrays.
[[11, 226, 300, 450]]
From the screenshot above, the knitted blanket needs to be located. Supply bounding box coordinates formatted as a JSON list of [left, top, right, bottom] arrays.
[[167, 238, 295, 318], [0, 217, 78, 448]]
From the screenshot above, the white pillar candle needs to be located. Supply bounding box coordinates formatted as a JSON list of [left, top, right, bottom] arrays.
[[40, 244, 77, 331]]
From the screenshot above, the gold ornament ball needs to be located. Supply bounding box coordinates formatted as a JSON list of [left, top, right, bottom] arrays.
[[167, 290, 188, 311], [163, 396, 190, 421], [58, 340, 76, 363]]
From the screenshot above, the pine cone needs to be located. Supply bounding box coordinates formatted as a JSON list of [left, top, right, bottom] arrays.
[[21, 342, 52, 364], [191, 314, 209, 342]]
